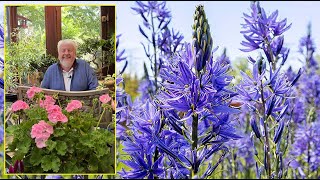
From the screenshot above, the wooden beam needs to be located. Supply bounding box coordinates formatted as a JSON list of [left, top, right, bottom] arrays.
[[8, 6, 18, 43], [101, 6, 115, 40], [100, 6, 115, 77], [45, 6, 61, 58]]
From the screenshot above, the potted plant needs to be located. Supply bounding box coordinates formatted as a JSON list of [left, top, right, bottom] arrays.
[[5, 86, 115, 173]]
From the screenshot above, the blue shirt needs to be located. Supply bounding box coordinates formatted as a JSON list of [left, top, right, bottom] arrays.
[[41, 59, 98, 91]]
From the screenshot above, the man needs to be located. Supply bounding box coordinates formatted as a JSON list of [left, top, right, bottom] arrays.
[[41, 39, 98, 91]]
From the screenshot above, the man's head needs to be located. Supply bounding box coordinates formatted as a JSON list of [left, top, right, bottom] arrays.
[[57, 39, 78, 70]]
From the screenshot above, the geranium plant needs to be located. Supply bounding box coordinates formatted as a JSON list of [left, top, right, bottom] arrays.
[[5, 86, 115, 173]]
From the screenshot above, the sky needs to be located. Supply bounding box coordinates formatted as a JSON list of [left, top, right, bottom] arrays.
[[1, 1, 320, 78]]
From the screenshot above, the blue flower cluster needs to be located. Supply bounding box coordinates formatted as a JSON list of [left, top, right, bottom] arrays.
[[236, 2, 301, 179], [117, 3, 241, 179], [131, 1, 184, 93], [286, 22, 320, 178]]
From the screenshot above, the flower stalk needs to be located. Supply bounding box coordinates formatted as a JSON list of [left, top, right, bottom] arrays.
[[260, 80, 271, 178], [96, 107, 106, 128]]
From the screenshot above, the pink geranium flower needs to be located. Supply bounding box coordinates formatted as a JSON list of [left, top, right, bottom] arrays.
[[40, 95, 56, 109], [31, 120, 54, 139], [26, 86, 43, 99], [35, 138, 48, 149], [31, 120, 54, 148], [65, 100, 82, 112], [11, 100, 30, 112], [99, 94, 111, 104], [48, 112, 68, 123], [46, 105, 62, 114]]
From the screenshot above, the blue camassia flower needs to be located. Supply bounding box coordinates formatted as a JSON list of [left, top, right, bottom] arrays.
[[119, 153, 164, 179], [240, 2, 292, 64]]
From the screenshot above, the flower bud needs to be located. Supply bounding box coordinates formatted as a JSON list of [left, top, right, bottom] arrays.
[[263, 145, 268, 172], [273, 120, 285, 144], [8, 165, 15, 173], [266, 95, 276, 117], [259, 117, 265, 137], [193, 5, 213, 72], [250, 116, 261, 139]]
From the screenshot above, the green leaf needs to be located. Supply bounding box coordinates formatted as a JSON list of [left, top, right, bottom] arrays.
[[6, 125, 18, 135], [53, 128, 66, 137], [30, 148, 43, 166], [46, 140, 57, 151], [61, 159, 80, 173], [12, 151, 26, 162], [98, 153, 114, 173], [95, 146, 107, 158], [56, 141, 67, 156], [79, 134, 94, 148], [88, 156, 99, 172], [41, 154, 61, 172], [254, 155, 264, 166], [16, 137, 31, 154]]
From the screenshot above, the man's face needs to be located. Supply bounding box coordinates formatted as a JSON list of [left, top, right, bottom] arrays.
[[58, 43, 76, 69]]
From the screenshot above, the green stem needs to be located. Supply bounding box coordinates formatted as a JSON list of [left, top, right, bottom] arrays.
[[96, 107, 106, 128], [190, 113, 198, 177], [233, 150, 237, 179], [221, 160, 224, 179], [307, 140, 310, 178], [192, 113, 199, 150], [151, 10, 158, 92], [260, 80, 271, 179], [276, 154, 280, 178]]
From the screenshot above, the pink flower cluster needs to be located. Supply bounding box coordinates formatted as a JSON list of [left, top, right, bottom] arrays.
[[11, 100, 29, 112], [99, 94, 111, 104], [40, 95, 68, 124], [48, 112, 68, 123], [40, 95, 56, 109], [26, 86, 43, 99], [30, 120, 54, 148], [46, 104, 68, 124], [66, 100, 82, 112]]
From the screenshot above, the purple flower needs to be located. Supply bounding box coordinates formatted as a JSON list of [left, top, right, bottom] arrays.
[[237, 2, 299, 179], [132, 1, 183, 92], [157, 28, 184, 56], [216, 48, 231, 67], [240, 2, 291, 65], [119, 153, 164, 179], [0, 25, 3, 48], [45, 175, 63, 179], [155, 15, 240, 176], [289, 122, 320, 176], [119, 3, 240, 179], [116, 34, 127, 74]]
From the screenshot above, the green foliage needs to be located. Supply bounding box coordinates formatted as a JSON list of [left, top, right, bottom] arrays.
[[6, 94, 115, 173], [5, 29, 46, 92], [122, 73, 140, 101], [61, 6, 100, 40], [77, 35, 115, 78], [17, 6, 45, 33], [230, 57, 249, 85]]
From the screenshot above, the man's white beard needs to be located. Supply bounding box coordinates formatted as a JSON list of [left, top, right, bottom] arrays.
[[60, 59, 74, 69]]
